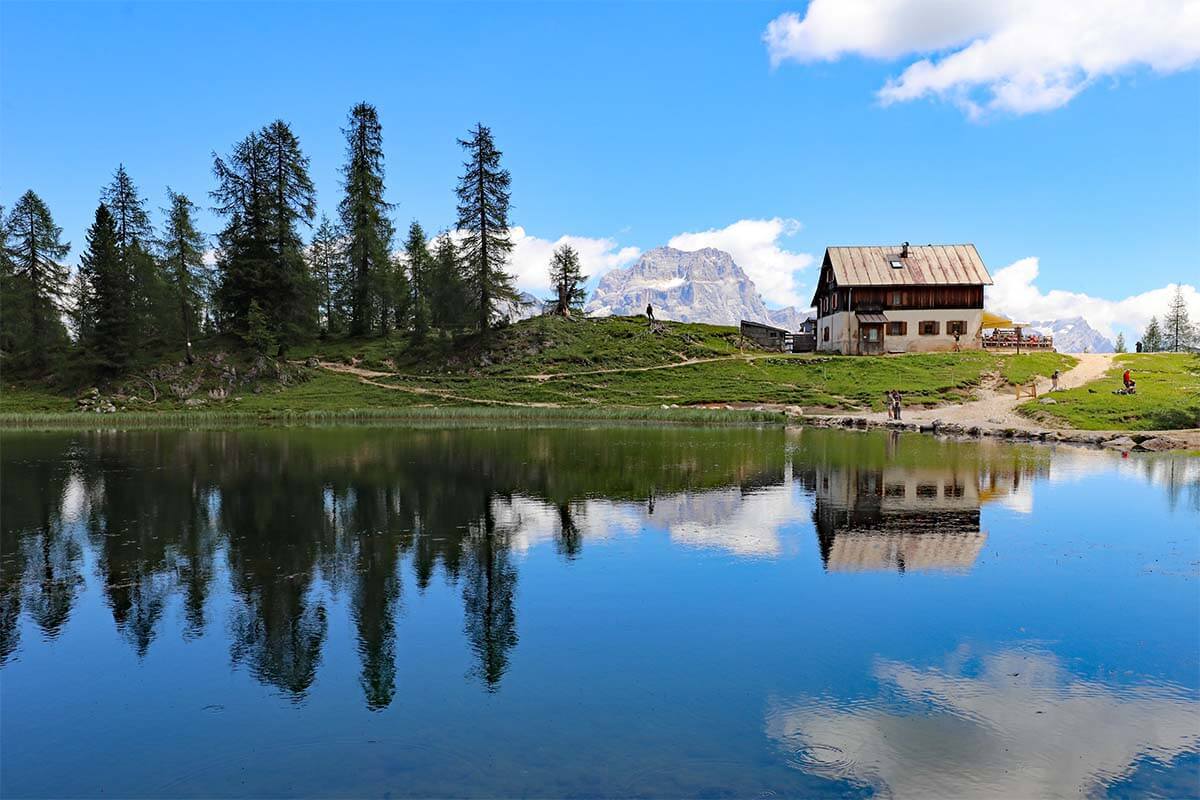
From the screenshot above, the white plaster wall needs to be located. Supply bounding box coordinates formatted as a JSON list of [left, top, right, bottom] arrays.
[[816, 309, 983, 354]]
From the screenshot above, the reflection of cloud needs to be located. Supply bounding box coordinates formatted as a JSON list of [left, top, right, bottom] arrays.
[[766, 647, 1200, 798], [488, 483, 808, 559]]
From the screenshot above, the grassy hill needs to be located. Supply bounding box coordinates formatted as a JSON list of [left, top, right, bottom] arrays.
[[1018, 353, 1200, 430], [2, 316, 1076, 424]]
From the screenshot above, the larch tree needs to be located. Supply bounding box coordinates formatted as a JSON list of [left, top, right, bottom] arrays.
[[1114, 332, 1126, 353], [159, 190, 208, 363], [455, 123, 516, 337], [1163, 285, 1194, 352], [339, 103, 394, 337], [2, 191, 71, 367], [547, 244, 587, 316]]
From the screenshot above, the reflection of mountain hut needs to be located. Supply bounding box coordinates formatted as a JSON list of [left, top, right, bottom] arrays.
[[811, 465, 986, 572]]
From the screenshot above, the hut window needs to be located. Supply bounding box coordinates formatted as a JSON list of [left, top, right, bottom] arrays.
[[919, 320, 940, 335], [890, 291, 902, 306], [887, 321, 907, 336], [890, 260, 903, 268], [947, 320, 967, 335], [822, 327, 830, 342]]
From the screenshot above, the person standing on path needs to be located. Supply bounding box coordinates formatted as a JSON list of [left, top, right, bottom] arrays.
[[892, 390, 903, 421], [646, 303, 655, 327], [885, 391, 895, 419], [1051, 369, 1060, 391]]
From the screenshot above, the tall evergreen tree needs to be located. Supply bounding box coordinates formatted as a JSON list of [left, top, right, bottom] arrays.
[[159, 190, 208, 363], [2, 191, 71, 367], [309, 215, 347, 335], [1163, 285, 1194, 352], [1142, 316, 1163, 352], [392, 253, 412, 336], [339, 103, 395, 337], [102, 165, 169, 349], [1114, 332, 1126, 353], [404, 221, 432, 343], [430, 232, 467, 334], [75, 203, 128, 373], [547, 244, 587, 316], [212, 121, 316, 351], [455, 123, 516, 337], [0, 203, 26, 357]]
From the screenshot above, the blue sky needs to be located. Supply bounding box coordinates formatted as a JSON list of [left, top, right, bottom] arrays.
[[2, 1, 1197, 339]]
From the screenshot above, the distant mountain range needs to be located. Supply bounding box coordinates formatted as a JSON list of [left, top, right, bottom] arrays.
[[584, 247, 811, 330], [1029, 317, 1114, 353]]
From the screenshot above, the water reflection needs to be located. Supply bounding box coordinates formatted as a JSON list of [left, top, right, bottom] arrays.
[[766, 645, 1200, 798]]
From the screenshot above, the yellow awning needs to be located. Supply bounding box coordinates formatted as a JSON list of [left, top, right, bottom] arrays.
[[981, 311, 1013, 329]]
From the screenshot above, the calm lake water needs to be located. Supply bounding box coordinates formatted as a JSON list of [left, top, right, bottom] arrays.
[[2, 425, 1198, 799]]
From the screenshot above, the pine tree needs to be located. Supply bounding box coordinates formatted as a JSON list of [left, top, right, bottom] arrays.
[[2, 191, 71, 367], [392, 253, 412, 334], [339, 102, 395, 337], [404, 221, 432, 343], [1114, 332, 1126, 353], [1142, 316, 1163, 352], [309, 215, 346, 335], [547, 244, 587, 316], [75, 203, 129, 373], [260, 120, 317, 351], [1163, 285, 1194, 352], [430, 232, 468, 334], [160, 190, 208, 363], [455, 123, 516, 337], [245, 299, 276, 355]]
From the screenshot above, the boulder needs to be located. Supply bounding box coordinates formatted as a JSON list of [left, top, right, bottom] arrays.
[[1135, 437, 1185, 452], [1038, 397, 1057, 405], [305, 356, 320, 368], [1102, 436, 1137, 451]]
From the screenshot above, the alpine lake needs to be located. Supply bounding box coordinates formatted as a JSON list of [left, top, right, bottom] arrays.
[[2, 424, 1198, 798]]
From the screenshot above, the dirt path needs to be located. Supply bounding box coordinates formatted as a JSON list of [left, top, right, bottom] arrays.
[[815, 354, 1117, 430], [519, 352, 790, 380], [319, 361, 562, 407]]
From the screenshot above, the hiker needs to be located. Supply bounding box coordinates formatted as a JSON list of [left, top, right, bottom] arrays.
[[891, 390, 903, 421], [1123, 368, 1133, 391], [646, 303, 655, 326], [1051, 369, 1060, 391], [953, 331, 962, 352], [885, 391, 895, 419]]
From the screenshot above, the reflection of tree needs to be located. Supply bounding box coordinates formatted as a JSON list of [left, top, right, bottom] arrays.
[[0, 435, 79, 663], [0, 426, 787, 698], [222, 452, 330, 701], [462, 496, 519, 692]]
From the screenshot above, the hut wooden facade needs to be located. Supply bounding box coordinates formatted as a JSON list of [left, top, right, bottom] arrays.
[[810, 243, 993, 355]]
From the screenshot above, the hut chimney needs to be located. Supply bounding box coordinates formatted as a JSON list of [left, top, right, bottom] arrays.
[[900, 241, 910, 258]]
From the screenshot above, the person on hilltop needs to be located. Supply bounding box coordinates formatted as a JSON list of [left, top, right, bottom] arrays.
[[646, 303, 655, 326]]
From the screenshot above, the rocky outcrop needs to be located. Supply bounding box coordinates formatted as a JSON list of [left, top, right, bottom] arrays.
[[585, 247, 812, 329]]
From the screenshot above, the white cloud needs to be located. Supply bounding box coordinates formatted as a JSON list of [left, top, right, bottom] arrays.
[[764, 0, 1200, 117], [505, 227, 640, 298], [986, 256, 1200, 339], [667, 218, 814, 307]]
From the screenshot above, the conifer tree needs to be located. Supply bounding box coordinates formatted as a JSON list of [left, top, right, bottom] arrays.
[[1114, 332, 1126, 353], [212, 121, 316, 351], [392, 253, 412, 335], [430, 233, 467, 334], [2, 191, 71, 367], [455, 123, 516, 336], [159, 190, 208, 363], [547, 244, 587, 316], [404, 221, 432, 343], [309, 215, 346, 335], [0, 203, 29, 357], [102, 165, 169, 348], [1163, 285, 1194, 352], [75, 203, 128, 373], [339, 103, 394, 337], [1142, 316, 1163, 352]]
